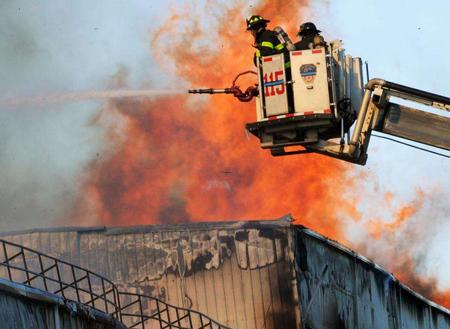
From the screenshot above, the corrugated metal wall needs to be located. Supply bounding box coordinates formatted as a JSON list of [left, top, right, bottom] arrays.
[[294, 227, 450, 329], [1, 219, 300, 329]]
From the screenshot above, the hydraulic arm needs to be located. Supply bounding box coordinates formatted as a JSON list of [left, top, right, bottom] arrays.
[[307, 78, 450, 164]]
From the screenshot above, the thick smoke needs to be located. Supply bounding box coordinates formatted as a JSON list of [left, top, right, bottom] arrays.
[[73, 0, 363, 240], [0, 1, 160, 232], [354, 190, 450, 308], [73, 0, 450, 309]]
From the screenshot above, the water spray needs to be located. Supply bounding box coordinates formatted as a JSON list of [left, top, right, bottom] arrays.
[[0, 89, 188, 108], [0, 70, 259, 108]]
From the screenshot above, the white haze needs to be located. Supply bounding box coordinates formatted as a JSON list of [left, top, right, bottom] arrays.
[[0, 1, 171, 232]]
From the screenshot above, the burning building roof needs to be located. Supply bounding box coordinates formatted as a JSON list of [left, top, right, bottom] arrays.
[[1, 215, 448, 329]]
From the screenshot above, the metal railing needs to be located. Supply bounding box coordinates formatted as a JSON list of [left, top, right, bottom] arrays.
[[0, 239, 230, 329], [0, 238, 121, 317], [120, 292, 230, 329]]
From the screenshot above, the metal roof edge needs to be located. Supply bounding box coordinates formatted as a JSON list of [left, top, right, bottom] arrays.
[[0, 277, 63, 305], [0, 214, 294, 236], [295, 226, 450, 316], [0, 226, 108, 237], [0, 278, 126, 328], [104, 215, 293, 235]]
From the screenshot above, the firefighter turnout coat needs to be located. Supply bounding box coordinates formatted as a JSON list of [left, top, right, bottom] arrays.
[[253, 29, 285, 65]]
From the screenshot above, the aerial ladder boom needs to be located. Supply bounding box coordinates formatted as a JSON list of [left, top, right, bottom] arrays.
[[308, 79, 450, 164], [368, 80, 449, 149]]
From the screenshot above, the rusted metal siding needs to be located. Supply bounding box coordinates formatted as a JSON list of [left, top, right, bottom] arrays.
[[1, 219, 301, 329], [294, 227, 450, 329]]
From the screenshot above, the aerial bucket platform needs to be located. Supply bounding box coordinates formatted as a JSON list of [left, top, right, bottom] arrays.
[[246, 41, 364, 156], [189, 40, 450, 165]]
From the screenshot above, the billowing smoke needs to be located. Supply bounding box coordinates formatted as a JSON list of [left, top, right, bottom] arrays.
[[72, 0, 361, 241], [354, 189, 450, 308], [68, 0, 449, 308]]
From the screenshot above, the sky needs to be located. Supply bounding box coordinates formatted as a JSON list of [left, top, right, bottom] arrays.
[[0, 0, 449, 292]]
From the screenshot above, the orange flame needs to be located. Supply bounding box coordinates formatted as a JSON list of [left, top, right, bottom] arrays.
[[366, 189, 425, 239], [73, 0, 449, 309], [74, 0, 361, 241]]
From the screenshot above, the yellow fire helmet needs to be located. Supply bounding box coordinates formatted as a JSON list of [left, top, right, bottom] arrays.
[[246, 15, 270, 31]]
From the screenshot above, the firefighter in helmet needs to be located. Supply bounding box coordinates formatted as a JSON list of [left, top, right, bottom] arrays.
[[246, 15, 285, 65], [294, 22, 325, 50]]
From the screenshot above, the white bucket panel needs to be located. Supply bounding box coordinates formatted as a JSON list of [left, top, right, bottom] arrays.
[[256, 61, 264, 121], [260, 53, 289, 117], [290, 49, 331, 115]]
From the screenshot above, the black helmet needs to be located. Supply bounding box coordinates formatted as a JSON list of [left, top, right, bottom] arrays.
[[246, 15, 270, 31], [298, 22, 321, 36]]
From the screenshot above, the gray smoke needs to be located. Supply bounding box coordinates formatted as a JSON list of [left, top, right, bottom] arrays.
[[0, 1, 169, 232]]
